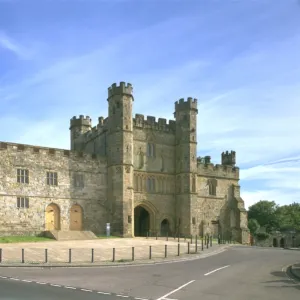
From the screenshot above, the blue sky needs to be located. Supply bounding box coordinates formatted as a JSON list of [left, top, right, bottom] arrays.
[[0, 0, 300, 208]]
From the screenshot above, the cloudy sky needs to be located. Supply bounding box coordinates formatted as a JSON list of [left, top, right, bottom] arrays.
[[0, 0, 299, 208]]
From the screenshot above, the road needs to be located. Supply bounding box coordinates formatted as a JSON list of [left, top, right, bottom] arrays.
[[0, 246, 299, 300]]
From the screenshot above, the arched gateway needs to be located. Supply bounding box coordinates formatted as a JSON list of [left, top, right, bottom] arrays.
[[134, 205, 150, 237]]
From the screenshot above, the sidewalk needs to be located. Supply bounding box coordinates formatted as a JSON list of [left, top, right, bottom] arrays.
[[290, 263, 300, 281], [0, 237, 231, 267]]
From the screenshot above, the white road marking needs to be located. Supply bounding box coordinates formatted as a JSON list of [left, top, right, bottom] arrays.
[[156, 280, 195, 300], [50, 284, 61, 287], [0, 276, 7, 279], [10, 278, 20, 281], [134, 298, 149, 300], [116, 295, 129, 298], [36, 282, 47, 285], [204, 265, 230, 276], [64, 286, 77, 289], [22, 280, 32, 283], [97, 291, 111, 295], [81, 288, 93, 292]]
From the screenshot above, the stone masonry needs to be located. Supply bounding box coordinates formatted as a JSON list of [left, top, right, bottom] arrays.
[[0, 82, 249, 244]]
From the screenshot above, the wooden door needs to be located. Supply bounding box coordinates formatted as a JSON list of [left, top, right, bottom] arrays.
[[70, 204, 83, 231], [45, 204, 60, 230]]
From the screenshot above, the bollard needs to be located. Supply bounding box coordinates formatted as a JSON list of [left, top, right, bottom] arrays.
[[191, 235, 193, 244], [22, 249, 24, 263], [177, 243, 180, 256], [210, 236, 212, 247], [149, 246, 152, 259], [195, 236, 198, 253], [207, 238, 209, 249], [45, 249, 48, 263], [112, 248, 115, 262], [91, 248, 94, 263], [132, 247, 135, 261], [188, 242, 190, 254], [69, 249, 72, 263], [201, 236, 204, 251], [0, 248, 2, 263], [165, 245, 167, 258], [166, 232, 168, 241], [204, 235, 207, 245]]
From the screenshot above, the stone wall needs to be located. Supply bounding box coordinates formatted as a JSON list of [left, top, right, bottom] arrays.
[[0, 142, 108, 234]]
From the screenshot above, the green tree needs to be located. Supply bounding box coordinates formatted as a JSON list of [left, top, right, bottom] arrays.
[[248, 218, 260, 235], [248, 200, 279, 233], [276, 202, 300, 232]]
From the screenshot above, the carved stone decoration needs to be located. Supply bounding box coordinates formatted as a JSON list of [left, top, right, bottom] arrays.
[[116, 166, 122, 173], [160, 155, 165, 172], [138, 147, 144, 169], [125, 165, 130, 173]]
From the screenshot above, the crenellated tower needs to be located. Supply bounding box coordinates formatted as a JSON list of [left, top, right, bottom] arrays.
[[106, 82, 134, 237], [69, 115, 92, 150], [174, 97, 198, 236]]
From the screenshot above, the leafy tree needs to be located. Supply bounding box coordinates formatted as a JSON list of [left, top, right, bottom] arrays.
[[276, 202, 300, 232], [248, 200, 280, 233], [248, 218, 260, 235]]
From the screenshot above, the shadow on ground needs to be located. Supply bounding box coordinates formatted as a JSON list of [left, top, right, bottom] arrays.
[[261, 270, 300, 291]]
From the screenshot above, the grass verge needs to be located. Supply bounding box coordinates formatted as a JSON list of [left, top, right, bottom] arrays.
[[0, 236, 54, 243]]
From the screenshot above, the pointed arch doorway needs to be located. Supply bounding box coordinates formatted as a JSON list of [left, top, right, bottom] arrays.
[[160, 219, 170, 236], [134, 206, 150, 237], [45, 203, 60, 231], [70, 204, 83, 231]]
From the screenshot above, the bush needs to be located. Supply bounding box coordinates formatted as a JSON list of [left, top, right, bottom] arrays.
[[255, 232, 270, 240]]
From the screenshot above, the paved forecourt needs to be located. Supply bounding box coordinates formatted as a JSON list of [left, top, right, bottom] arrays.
[[0, 237, 220, 265]]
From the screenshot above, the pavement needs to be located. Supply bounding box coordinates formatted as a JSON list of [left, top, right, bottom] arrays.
[[0, 245, 299, 300], [0, 237, 224, 266], [290, 263, 300, 281]]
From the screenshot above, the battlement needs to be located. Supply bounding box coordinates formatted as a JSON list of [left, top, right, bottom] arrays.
[[0, 141, 106, 162], [175, 97, 198, 112], [221, 150, 236, 166], [108, 82, 133, 99], [70, 115, 92, 129], [197, 154, 239, 179], [133, 114, 176, 132]]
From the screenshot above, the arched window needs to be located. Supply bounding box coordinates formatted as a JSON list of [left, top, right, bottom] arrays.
[[208, 179, 217, 196], [147, 143, 156, 157]]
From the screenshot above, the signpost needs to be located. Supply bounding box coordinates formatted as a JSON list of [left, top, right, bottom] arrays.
[[106, 223, 111, 238]]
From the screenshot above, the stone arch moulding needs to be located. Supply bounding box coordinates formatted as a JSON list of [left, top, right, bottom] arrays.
[[134, 200, 158, 233]]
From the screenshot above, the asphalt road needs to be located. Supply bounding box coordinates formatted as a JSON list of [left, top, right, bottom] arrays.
[[0, 246, 299, 300]]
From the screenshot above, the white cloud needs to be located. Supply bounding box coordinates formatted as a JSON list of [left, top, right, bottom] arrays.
[[0, 31, 35, 60]]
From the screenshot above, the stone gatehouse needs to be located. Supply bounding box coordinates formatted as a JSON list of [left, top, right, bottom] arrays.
[[0, 82, 249, 244]]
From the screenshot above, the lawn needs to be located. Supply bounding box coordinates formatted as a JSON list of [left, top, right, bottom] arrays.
[[0, 236, 54, 243]]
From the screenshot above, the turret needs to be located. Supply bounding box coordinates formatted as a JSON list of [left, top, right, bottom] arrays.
[[174, 97, 198, 237], [106, 82, 134, 237], [222, 150, 236, 166], [69, 115, 92, 150], [107, 82, 133, 133]]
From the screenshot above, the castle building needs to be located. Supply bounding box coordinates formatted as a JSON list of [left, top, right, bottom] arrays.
[[0, 82, 249, 243]]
